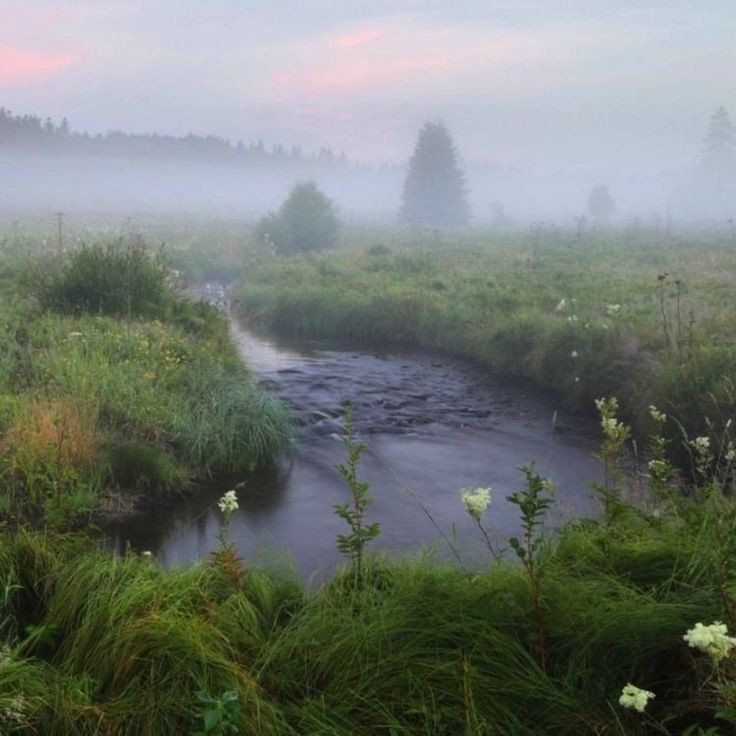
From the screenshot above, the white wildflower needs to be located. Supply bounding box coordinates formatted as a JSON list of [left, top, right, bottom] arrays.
[[690, 436, 710, 454], [606, 304, 621, 317], [684, 622, 736, 662], [555, 298, 566, 312], [566, 314, 578, 323], [618, 683, 655, 712], [648, 459, 669, 475], [726, 444, 735, 463], [571, 350, 578, 358], [574, 376, 580, 383], [648, 405, 666, 424], [141, 550, 153, 558], [218, 489, 239, 514], [595, 397, 619, 413], [461, 487, 492, 521]]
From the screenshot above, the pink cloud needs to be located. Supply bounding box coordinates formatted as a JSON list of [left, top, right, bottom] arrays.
[[332, 27, 408, 49], [0, 45, 74, 86]]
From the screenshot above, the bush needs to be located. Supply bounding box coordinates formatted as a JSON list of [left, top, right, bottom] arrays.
[[29, 240, 173, 319], [256, 182, 339, 255]]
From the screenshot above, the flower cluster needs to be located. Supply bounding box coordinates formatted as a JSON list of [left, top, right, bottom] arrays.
[[683, 621, 736, 662], [606, 304, 621, 317], [595, 397, 629, 444], [690, 436, 710, 454], [461, 487, 491, 521], [648, 405, 666, 424], [618, 683, 655, 712], [218, 489, 239, 514]]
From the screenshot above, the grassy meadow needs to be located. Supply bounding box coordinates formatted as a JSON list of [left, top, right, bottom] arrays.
[[0, 231, 291, 526], [237, 225, 736, 455], [1, 217, 736, 733]]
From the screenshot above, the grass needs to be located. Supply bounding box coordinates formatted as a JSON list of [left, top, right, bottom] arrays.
[[0, 476, 733, 734], [1, 217, 736, 732], [0, 238, 293, 525], [236, 226, 736, 454]]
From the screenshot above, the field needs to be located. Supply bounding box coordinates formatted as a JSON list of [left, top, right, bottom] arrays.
[[0, 217, 736, 733], [0, 228, 291, 525], [237, 225, 736, 456]]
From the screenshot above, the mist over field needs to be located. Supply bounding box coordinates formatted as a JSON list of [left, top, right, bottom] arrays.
[[1, 0, 735, 224]]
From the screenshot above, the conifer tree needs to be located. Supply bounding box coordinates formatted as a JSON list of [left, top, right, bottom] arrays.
[[702, 106, 736, 179], [401, 121, 470, 226]]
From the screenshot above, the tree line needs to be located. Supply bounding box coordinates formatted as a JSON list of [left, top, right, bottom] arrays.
[[0, 107, 351, 167]]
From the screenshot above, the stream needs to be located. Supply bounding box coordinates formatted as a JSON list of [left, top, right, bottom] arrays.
[[106, 319, 602, 579]]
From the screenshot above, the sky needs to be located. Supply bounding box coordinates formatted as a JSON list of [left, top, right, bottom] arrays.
[[2, 0, 735, 174]]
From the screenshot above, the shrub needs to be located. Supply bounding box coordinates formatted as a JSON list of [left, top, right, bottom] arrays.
[[29, 240, 172, 319], [256, 182, 339, 255]]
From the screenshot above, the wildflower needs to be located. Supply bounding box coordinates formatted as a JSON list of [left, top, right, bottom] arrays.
[[618, 683, 655, 712], [690, 436, 710, 454], [648, 459, 669, 475], [606, 304, 621, 316], [141, 550, 153, 558], [648, 405, 666, 424], [601, 416, 627, 442], [595, 397, 619, 413], [684, 622, 736, 662], [555, 298, 566, 312], [574, 376, 580, 383], [67, 331, 83, 338], [566, 314, 578, 323], [726, 444, 735, 462], [461, 487, 491, 521], [571, 350, 578, 358], [218, 489, 239, 514]]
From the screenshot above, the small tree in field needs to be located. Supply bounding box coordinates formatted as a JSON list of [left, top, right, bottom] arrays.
[[256, 181, 339, 255], [588, 184, 615, 222], [401, 121, 470, 227]]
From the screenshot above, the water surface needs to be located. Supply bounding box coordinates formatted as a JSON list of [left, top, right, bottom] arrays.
[[107, 321, 602, 578]]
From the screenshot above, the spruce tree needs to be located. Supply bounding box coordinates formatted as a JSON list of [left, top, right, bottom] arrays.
[[401, 121, 470, 226], [702, 106, 736, 179]]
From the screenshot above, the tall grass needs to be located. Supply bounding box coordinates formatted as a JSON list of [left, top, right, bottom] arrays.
[[0, 240, 293, 523], [0, 495, 730, 735], [236, 230, 736, 447]]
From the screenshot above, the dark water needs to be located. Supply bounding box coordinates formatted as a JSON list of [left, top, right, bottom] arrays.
[[106, 320, 602, 578]]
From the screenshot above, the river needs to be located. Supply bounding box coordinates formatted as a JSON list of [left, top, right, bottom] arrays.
[[106, 318, 602, 579]]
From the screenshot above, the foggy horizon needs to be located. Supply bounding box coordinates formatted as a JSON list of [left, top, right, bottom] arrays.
[[3, 1, 735, 174]]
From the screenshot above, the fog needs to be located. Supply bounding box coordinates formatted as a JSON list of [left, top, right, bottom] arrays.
[[1, 0, 735, 226]]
